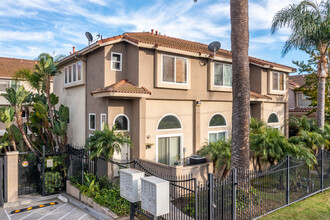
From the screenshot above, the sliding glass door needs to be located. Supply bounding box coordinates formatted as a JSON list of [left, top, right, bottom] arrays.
[[158, 136, 181, 165]]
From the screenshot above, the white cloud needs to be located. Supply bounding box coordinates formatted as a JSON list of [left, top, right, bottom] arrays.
[[0, 30, 54, 42]]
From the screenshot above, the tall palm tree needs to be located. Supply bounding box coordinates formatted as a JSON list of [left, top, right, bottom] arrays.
[[271, 0, 329, 130], [230, 0, 250, 170], [85, 124, 132, 160]]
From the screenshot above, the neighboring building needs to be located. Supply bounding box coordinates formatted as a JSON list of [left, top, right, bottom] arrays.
[[55, 30, 295, 166], [0, 57, 39, 136], [288, 74, 316, 119]]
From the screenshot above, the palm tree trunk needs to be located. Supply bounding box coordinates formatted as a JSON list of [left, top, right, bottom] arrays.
[[316, 52, 327, 132], [230, 0, 250, 170]]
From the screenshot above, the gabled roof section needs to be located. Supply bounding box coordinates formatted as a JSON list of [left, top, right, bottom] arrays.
[[0, 57, 37, 78], [289, 106, 314, 113], [96, 32, 295, 72], [289, 74, 307, 87], [92, 79, 151, 98]]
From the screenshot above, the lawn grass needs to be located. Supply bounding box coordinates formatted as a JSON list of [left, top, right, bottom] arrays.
[[263, 189, 330, 220]]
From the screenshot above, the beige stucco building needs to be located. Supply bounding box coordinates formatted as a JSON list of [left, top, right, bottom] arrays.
[[55, 31, 295, 167]]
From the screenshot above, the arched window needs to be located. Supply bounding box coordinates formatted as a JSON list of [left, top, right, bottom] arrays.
[[209, 113, 227, 127], [268, 113, 279, 124], [158, 114, 182, 130], [114, 114, 129, 131]]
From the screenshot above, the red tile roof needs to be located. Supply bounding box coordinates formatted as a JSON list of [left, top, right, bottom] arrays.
[[92, 79, 151, 95], [289, 106, 314, 113], [97, 32, 295, 71], [0, 57, 37, 78], [250, 91, 272, 100]]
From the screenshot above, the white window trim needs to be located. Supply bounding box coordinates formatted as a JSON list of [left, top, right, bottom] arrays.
[[213, 62, 232, 88], [156, 133, 184, 165], [157, 113, 183, 131], [111, 52, 122, 71], [64, 61, 83, 85], [100, 113, 107, 130], [267, 112, 280, 124], [272, 71, 285, 92], [161, 54, 188, 85], [113, 114, 130, 132], [208, 113, 228, 128], [208, 130, 228, 143], [89, 113, 96, 130], [89, 133, 94, 138], [10, 80, 21, 89]]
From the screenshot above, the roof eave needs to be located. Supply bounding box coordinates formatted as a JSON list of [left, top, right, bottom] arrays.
[[92, 92, 150, 98]]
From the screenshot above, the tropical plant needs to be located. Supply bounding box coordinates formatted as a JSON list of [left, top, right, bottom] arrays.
[[198, 139, 231, 179], [289, 116, 314, 137], [85, 124, 132, 160], [230, 0, 250, 170], [271, 0, 329, 128], [0, 107, 22, 151]]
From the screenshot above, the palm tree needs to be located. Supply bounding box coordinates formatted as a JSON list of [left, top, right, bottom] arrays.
[[230, 0, 250, 170], [15, 53, 62, 149], [271, 0, 329, 130], [198, 139, 231, 179], [85, 124, 132, 160]]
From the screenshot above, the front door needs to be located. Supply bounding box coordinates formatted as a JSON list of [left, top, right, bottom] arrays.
[[158, 136, 181, 165], [112, 143, 130, 177]]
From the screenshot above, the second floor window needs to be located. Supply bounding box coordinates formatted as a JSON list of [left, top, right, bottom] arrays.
[[0, 80, 21, 93], [272, 72, 285, 91], [64, 61, 82, 85], [162, 55, 187, 84], [214, 62, 232, 87], [111, 52, 122, 71]]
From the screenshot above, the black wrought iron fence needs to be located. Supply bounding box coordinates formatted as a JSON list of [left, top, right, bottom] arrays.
[[67, 148, 330, 220]]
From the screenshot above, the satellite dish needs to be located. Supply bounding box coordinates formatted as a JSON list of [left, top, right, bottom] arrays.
[[85, 32, 93, 43], [208, 41, 221, 60]]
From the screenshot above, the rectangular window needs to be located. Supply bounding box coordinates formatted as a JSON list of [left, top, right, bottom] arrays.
[[100, 113, 107, 130], [0, 80, 10, 93], [111, 52, 122, 71], [214, 63, 232, 87], [272, 72, 285, 91], [73, 63, 76, 82], [68, 66, 72, 83], [208, 131, 227, 143], [77, 62, 82, 81], [158, 135, 181, 166], [64, 67, 68, 84], [162, 55, 187, 84], [89, 113, 96, 130], [10, 80, 21, 91]]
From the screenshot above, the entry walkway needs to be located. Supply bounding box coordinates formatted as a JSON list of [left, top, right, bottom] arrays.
[[2, 199, 96, 220]]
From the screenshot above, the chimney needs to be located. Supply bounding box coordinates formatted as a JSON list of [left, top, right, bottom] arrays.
[[151, 29, 154, 34], [155, 30, 158, 35], [70, 52, 72, 55], [73, 46, 75, 53]]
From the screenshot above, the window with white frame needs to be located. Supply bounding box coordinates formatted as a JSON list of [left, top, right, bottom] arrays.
[[64, 61, 82, 85], [272, 72, 285, 91], [0, 80, 21, 93], [111, 52, 122, 71], [157, 134, 182, 166], [158, 114, 182, 130], [100, 113, 107, 130], [89, 113, 96, 130], [267, 113, 279, 124], [162, 55, 187, 84], [208, 131, 227, 143], [114, 114, 129, 131], [209, 113, 227, 127], [214, 62, 232, 87]]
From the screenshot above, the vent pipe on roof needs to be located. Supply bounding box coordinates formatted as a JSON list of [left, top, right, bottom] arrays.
[[73, 46, 75, 53]]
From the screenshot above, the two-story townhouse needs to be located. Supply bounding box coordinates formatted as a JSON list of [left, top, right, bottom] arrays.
[[288, 74, 316, 119], [55, 30, 295, 168], [0, 57, 41, 136]]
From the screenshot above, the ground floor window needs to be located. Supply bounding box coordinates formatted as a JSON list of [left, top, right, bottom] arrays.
[[157, 135, 182, 166], [208, 131, 227, 143]]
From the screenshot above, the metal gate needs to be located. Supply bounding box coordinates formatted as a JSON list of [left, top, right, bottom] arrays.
[[18, 152, 39, 195]]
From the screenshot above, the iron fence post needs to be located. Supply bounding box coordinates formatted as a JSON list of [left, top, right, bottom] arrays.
[[81, 152, 84, 185], [0, 158, 3, 206], [130, 202, 135, 220], [194, 178, 197, 220], [42, 146, 45, 196], [232, 168, 237, 220], [286, 155, 290, 205], [208, 173, 214, 220], [321, 149, 324, 191]]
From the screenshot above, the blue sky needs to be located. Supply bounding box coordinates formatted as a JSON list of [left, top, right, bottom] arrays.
[[0, 0, 312, 69]]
